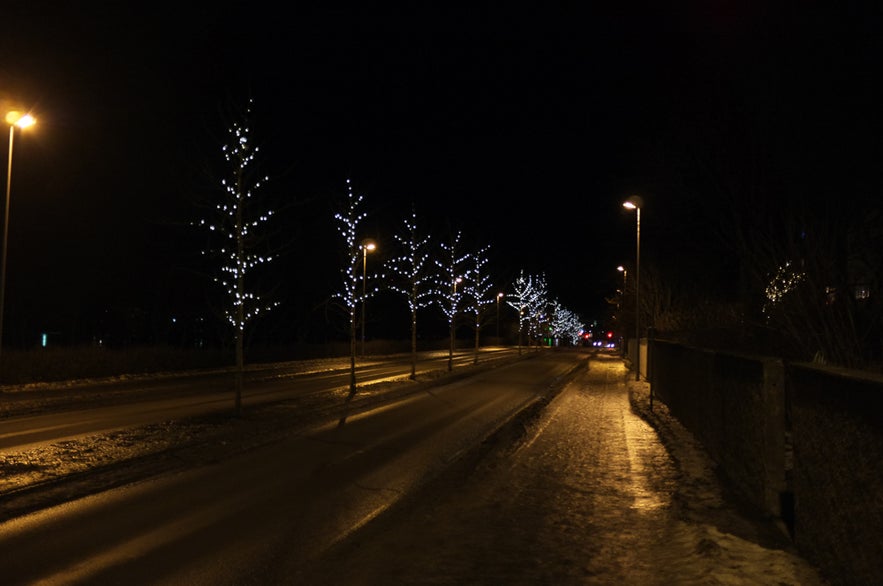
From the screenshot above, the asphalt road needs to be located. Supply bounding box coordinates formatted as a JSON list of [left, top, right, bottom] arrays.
[[0, 349, 584, 584], [0, 347, 521, 451]]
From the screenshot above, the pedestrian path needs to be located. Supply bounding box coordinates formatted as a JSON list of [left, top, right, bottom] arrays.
[[298, 354, 828, 585]]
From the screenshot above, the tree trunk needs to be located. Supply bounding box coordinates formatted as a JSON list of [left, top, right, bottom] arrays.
[[474, 319, 480, 365], [410, 308, 417, 379], [235, 324, 243, 417], [448, 319, 454, 371], [349, 307, 357, 397]]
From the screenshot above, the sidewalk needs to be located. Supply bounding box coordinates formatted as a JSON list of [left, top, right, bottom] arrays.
[[296, 353, 828, 585]]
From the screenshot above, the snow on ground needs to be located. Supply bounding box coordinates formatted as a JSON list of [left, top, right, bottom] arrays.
[[0, 356, 371, 501], [0, 353, 466, 506], [625, 369, 827, 585]]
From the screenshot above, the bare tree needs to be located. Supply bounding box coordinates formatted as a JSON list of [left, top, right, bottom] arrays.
[[718, 189, 883, 367], [437, 231, 470, 371], [755, 208, 881, 367], [508, 270, 545, 354], [525, 273, 549, 349], [385, 205, 435, 379], [333, 178, 371, 396], [194, 99, 278, 415], [548, 299, 584, 346], [463, 244, 494, 364]]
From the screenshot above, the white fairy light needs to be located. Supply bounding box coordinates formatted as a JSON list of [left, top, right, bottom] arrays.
[[435, 231, 471, 370], [384, 206, 435, 377], [191, 98, 278, 334], [507, 270, 551, 348], [461, 244, 496, 361], [333, 178, 369, 314]]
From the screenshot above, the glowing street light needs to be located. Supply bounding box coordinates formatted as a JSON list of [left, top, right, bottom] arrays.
[[0, 111, 36, 363], [360, 239, 376, 357], [623, 196, 642, 381]]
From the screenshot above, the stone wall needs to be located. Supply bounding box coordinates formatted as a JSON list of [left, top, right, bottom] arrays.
[[649, 340, 883, 586], [650, 340, 785, 519], [787, 363, 883, 585]]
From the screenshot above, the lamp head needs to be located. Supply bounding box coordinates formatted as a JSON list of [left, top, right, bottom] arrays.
[[622, 195, 643, 210], [5, 111, 36, 129]]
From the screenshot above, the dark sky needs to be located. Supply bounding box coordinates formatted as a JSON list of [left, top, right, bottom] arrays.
[[0, 3, 879, 346]]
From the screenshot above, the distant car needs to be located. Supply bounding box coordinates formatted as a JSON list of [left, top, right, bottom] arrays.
[[592, 330, 618, 349]]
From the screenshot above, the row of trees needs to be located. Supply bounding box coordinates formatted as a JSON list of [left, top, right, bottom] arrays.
[[196, 102, 588, 407], [334, 180, 586, 395]]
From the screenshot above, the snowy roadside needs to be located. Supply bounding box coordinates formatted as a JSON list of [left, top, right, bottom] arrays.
[[625, 377, 820, 565], [0, 376, 424, 521], [0, 351, 525, 521]]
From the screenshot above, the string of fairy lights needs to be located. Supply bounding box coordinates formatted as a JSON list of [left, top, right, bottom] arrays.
[[436, 231, 471, 328], [384, 207, 436, 316], [463, 244, 494, 330], [195, 100, 279, 333], [763, 260, 807, 317]]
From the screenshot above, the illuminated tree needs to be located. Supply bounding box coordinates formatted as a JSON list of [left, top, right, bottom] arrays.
[[384, 206, 435, 379], [194, 99, 278, 415], [525, 274, 550, 347], [549, 299, 584, 346], [334, 178, 374, 396], [436, 231, 471, 371], [463, 244, 494, 364], [507, 271, 548, 352], [507, 270, 532, 353]]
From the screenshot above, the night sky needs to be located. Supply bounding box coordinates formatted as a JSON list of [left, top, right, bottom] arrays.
[[1, 3, 879, 347]]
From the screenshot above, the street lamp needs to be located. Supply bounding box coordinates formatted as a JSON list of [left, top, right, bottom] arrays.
[[623, 196, 642, 381], [496, 292, 504, 340], [0, 111, 36, 362], [449, 277, 462, 371], [616, 265, 628, 313], [360, 239, 376, 357], [617, 265, 627, 291]]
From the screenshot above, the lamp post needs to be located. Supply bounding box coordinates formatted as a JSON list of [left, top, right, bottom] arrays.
[[623, 196, 642, 382], [496, 292, 503, 340], [616, 265, 628, 314], [448, 277, 462, 371], [360, 239, 376, 357], [0, 111, 36, 363]]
